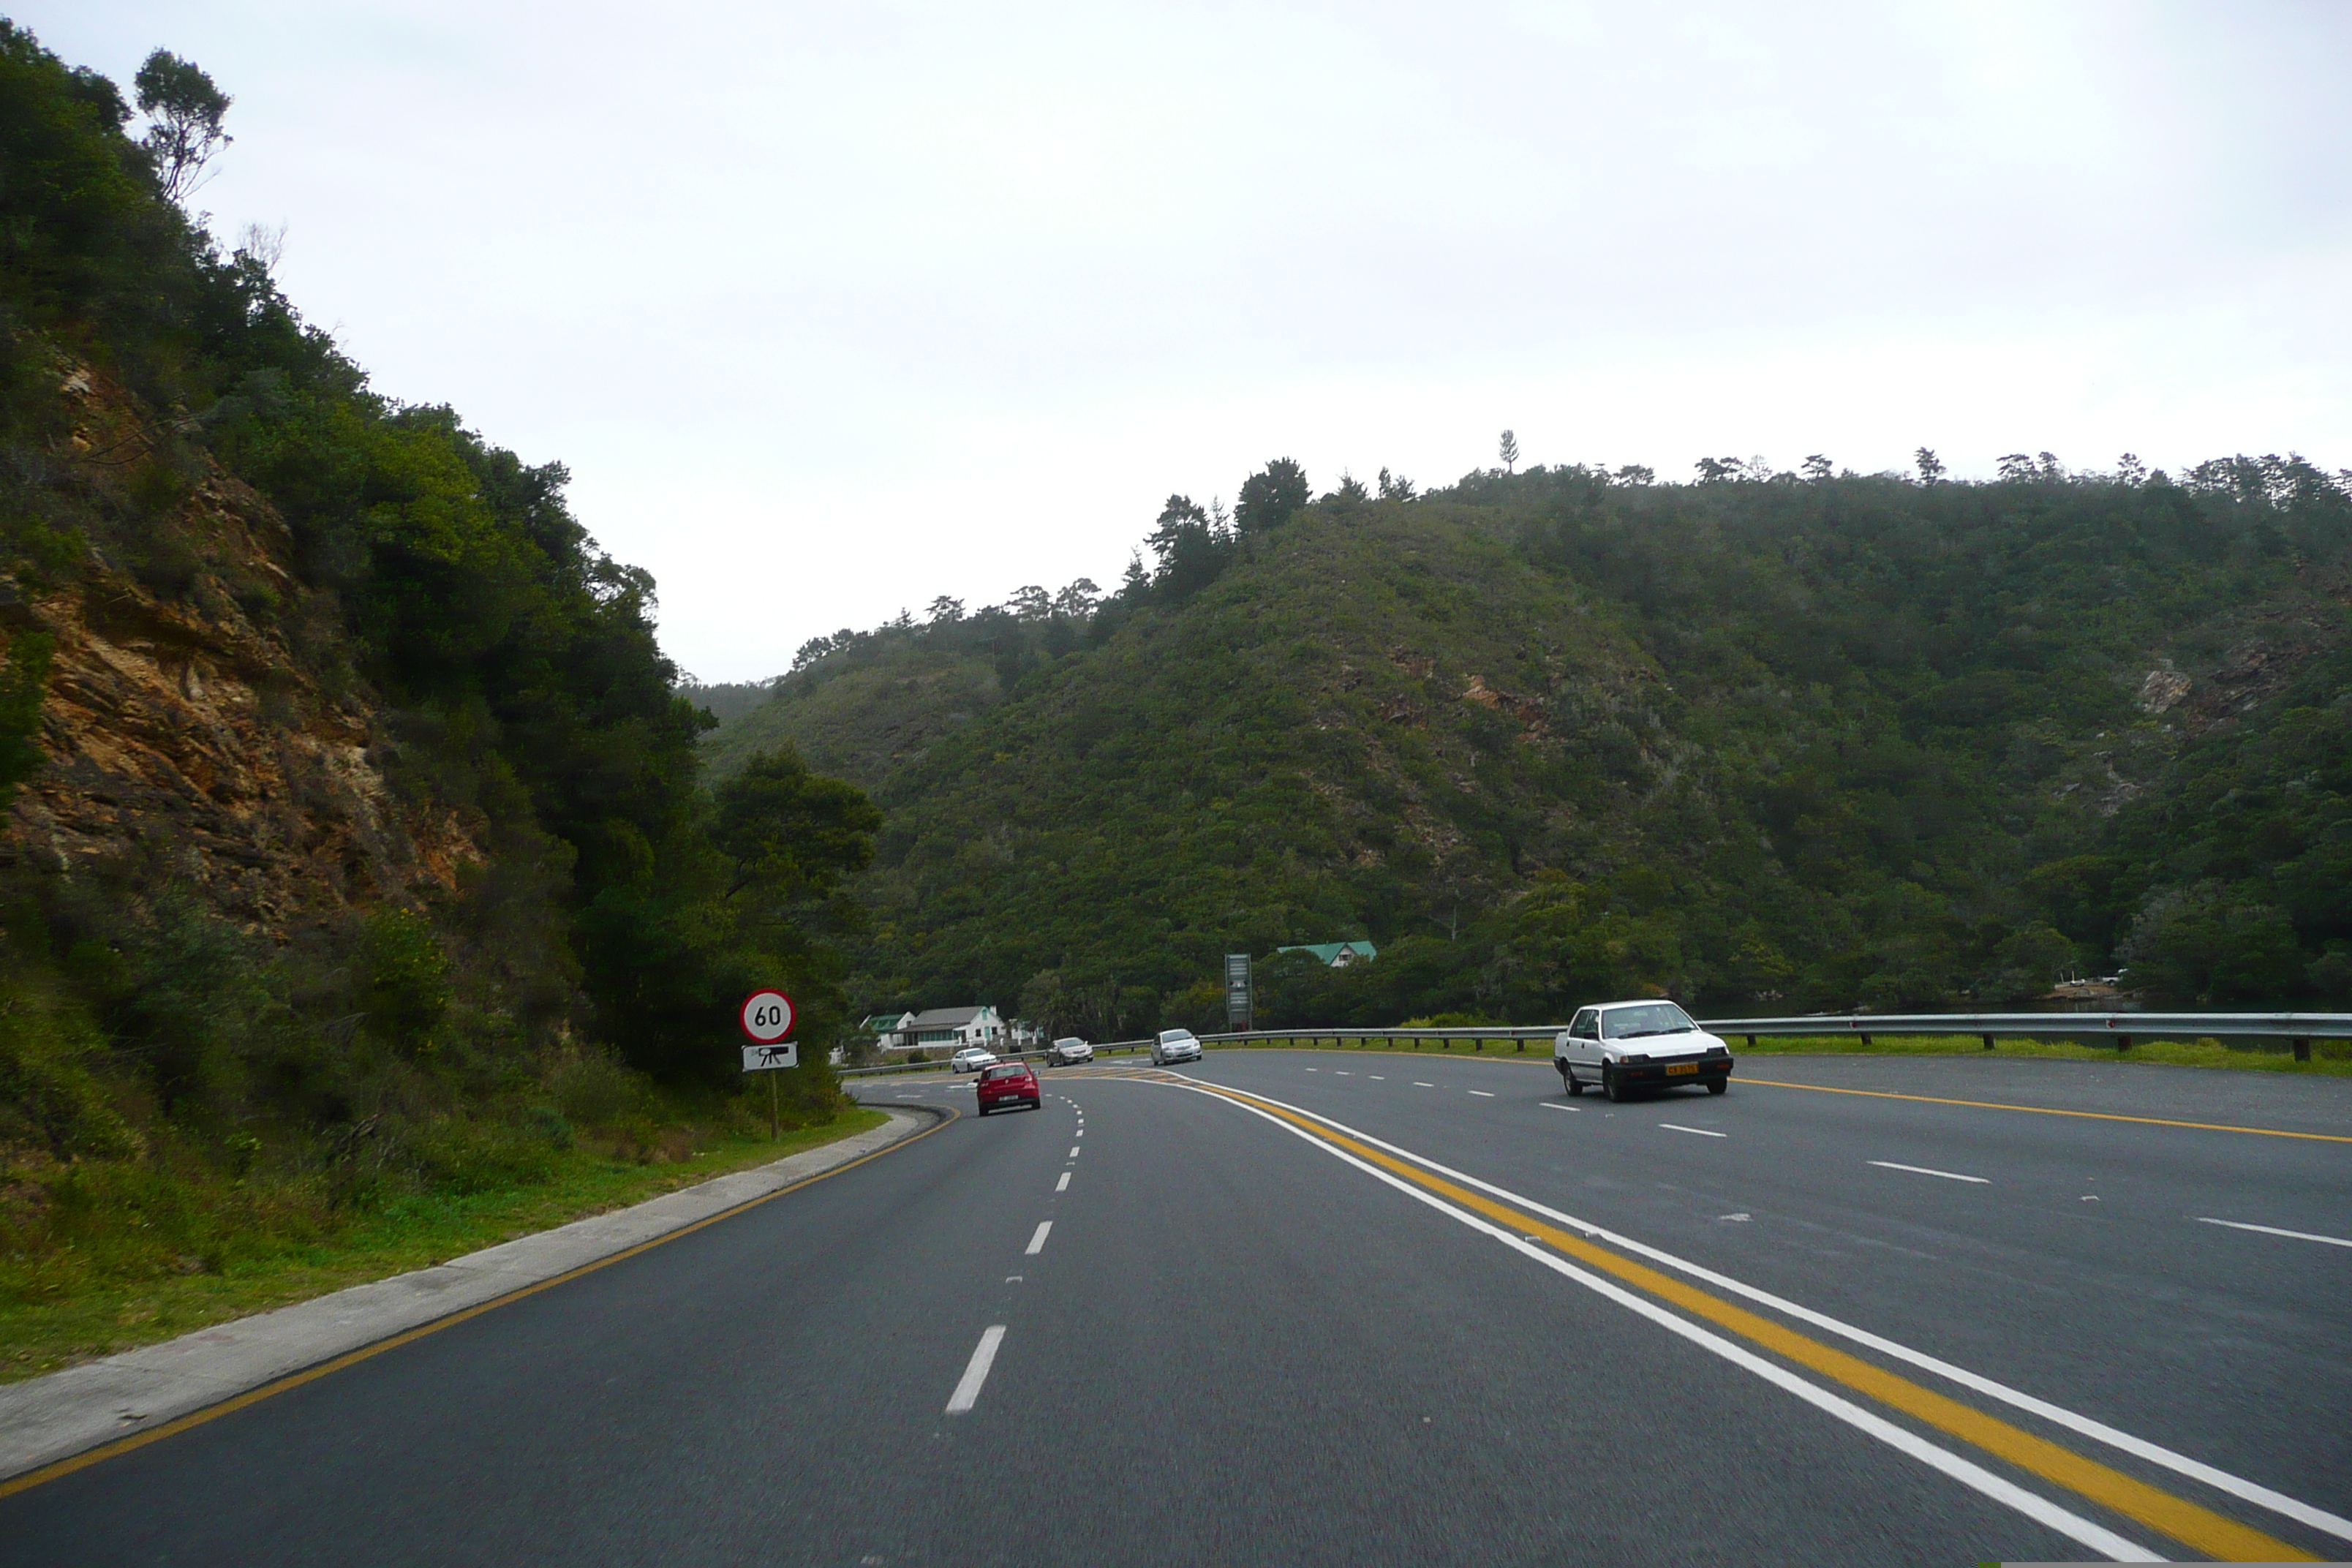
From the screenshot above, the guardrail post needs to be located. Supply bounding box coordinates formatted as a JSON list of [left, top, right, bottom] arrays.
[[1982, 1034, 1994, 1051], [1859, 1033, 1872, 1047], [2293, 1037, 2311, 1063], [2117, 1035, 2133, 1052]]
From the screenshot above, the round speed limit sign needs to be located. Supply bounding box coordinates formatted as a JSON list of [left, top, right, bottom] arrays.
[[739, 990, 795, 1043]]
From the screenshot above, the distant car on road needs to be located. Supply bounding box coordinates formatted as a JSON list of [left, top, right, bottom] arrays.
[[949, 1046, 998, 1074], [975, 1060, 1041, 1115], [1048, 1036, 1094, 1066], [1554, 1000, 1732, 1101], [1151, 1028, 1202, 1066]]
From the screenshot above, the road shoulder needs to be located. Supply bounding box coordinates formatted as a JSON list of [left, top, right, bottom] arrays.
[[0, 1107, 941, 1484]]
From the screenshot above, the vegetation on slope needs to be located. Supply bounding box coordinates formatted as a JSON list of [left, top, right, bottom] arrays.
[[715, 455, 2352, 1036], [0, 24, 878, 1367]]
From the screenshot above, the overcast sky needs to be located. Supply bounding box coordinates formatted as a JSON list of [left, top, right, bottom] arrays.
[[30, 1, 2352, 680]]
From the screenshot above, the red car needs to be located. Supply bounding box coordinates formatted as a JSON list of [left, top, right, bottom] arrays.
[[975, 1060, 1041, 1116]]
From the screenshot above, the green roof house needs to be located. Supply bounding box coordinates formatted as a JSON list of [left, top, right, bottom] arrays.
[[1277, 941, 1379, 968]]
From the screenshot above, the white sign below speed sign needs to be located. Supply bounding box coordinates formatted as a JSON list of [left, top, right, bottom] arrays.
[[739, 989, 795, 1043]]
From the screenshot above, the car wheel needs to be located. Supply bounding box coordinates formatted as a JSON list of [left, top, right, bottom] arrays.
[[976, 1104, 988, 1117], [1602, 1066, 1625, 1103], [1706, 1078, 1728, 1096], [1565, 1068, 1586, 1098]]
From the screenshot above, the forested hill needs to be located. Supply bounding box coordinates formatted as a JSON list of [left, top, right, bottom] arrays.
[[0, 23, 875, 1180], [709, 455, 2352, 1036]]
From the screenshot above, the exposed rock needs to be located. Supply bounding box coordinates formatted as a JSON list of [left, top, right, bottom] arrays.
[[1, 368, 483, 938]]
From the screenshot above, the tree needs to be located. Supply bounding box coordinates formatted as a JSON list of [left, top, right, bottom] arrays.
[[1695, 456, 1741, 483], [1995, 453, 2037, 482], [1333, 470, 1368, 502], [1235, 458, 1310, 535], [133, 50, 231, 201], [1801, 454, 1833, 482], [712, 747, 881, 902], [1915, 448, 1945, 483], [1376, 467, 1417, 502], [1498, 430, 1519, 472], [1052, 578, 1101, 619], [1613, 464, 1655, 486], [1007, 585, 1051, 621], [2117, 453, 2148, 486], [925, 595, 965, 625]]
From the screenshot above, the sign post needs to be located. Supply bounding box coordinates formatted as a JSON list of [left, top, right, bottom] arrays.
[[739, 990, 796, 1140], [1224, 953, 1253, 1033]]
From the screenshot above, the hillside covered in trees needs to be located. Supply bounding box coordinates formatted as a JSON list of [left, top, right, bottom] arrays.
[[710, 451, 2352, 1037], [0, 20, 877, 1352]]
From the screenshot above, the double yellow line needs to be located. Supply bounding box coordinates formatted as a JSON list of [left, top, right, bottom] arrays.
[[1190, 1081, 2315, 1564]]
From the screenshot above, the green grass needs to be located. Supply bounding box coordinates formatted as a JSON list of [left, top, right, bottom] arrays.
[[1201, 1033, 2352, 1074], [0, 1107, 887, 1383]]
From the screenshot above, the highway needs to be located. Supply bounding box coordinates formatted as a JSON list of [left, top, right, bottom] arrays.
[[2, 1049, 2347, 1564]]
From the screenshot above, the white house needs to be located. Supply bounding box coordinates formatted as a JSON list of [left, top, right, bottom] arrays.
[[860, 1011, 913, 1049], [902, 1005, 1006, 1051]]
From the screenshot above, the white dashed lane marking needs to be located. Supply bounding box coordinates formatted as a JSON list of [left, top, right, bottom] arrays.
[[1660, 1123, 1725, 1138], [945, 1327, 1007, 1414], [1469, 1090, 1495, 1098], [1025, 1221, 1053, 1256], [2196, 1216, 2352, 1248], [1055, 1172, 1071, 1193], [1869, 1159, 1986, 1184], [1414, 1082, 1435, 1088], [1068, 1146, 1081, 1158]]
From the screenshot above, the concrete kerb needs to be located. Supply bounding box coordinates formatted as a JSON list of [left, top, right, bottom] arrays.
[[0, 1107, 941, 1484]]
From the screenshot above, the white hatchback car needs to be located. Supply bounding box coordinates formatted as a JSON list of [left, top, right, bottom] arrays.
[[1553, 1000, 1732, 1101], [1151, 1028, 1202, 1066], [1048, 1036, 1094, 1066], [949, 1046, 998, 1074]]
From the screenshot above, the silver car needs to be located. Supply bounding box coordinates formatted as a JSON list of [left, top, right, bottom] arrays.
[[949, 1046, 998, 1074], [1048, 1036, 1094, 1066], [1150, 1028, 1202, 1066]]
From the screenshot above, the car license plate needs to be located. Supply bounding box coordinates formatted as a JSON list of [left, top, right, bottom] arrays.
[[1665, 1063, 1698, 1077]]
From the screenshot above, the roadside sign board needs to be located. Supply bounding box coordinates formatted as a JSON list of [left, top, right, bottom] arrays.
[[742, 1042, 799, 1071], [1225, 952, 1252, 1031], [739, 990, 795, 1043]]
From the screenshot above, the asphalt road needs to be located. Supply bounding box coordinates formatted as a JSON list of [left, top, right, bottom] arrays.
[[4, 1049, 2347, 1565]]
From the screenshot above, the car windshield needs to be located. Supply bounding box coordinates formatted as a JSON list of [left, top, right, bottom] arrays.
[[1158, 1030, 1194, 1044], [1602, 1003, 1697, 1039]]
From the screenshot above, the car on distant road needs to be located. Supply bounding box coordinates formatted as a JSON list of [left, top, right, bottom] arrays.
[[1151, 1028, 1202, 1066], [949, 1046, 998, 1074], [1048, 1036, 1094, 1066], [975, 1060, 1041, 1115], [1554, 1000, 1732, 1101]]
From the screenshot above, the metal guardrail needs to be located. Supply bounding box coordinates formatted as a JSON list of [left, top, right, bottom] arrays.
[[839, 1011, 2352, 1075], [1700, 1011, 2352, 1062]]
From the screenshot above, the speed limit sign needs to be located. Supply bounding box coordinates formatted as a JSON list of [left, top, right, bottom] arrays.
[[739, 990, 795, 1044]]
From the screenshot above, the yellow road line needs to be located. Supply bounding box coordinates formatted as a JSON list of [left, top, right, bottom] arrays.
[[1196, 1082, 2312, 1563], [1738, 1077, 2352, 1144], [0, 1109, 956, 1501]]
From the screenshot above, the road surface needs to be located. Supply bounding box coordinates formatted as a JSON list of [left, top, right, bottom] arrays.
[[3, 1049, 2346, 1564]]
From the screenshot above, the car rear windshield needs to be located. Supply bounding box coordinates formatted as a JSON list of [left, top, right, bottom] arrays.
[[982, 1064, 1028, 1079], [1602, 1003, 1697, 1039]]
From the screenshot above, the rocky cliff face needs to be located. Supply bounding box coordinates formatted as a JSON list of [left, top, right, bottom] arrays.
[[0, 364, 482, 939]]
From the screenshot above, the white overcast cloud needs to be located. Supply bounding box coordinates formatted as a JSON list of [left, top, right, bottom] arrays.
[[27, 1, 2352, 679]]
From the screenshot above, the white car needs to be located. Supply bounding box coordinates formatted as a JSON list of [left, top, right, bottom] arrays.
[[1150, 1028, 1202, 1066], [1047, 1036, 1094, 1066], [1554, 1000, 1732, 1101], [949, 1046, 998, 1074]]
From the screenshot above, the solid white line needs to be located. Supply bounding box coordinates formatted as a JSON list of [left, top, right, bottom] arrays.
[[2197, 1216, 2352, 1249], [1469, 1090, 1496, 1098], [1660, 1123, 1724, 1138], [945, 1326, 1006, 1414], [1147, 1080, 2352, 1550], [1173, 1086, 2159, 1561], [1055, 1172, 1071, 1193], [1025, 1221, 1052, 1255], [1068, 1145, 1080, 1158], [1871, 1160, 1988, 1184]]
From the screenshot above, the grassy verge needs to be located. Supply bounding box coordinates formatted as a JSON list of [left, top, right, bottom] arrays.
[[0, 1107, 887, 1383], [1204, 1034, 2352, 1075]]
